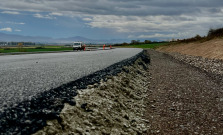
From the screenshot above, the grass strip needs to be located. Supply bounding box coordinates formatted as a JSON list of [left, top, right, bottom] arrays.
[[116, 42, 168, 49], [0, 47, 73, 53]]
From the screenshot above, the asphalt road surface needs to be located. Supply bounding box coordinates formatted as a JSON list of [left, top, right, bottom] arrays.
[[0, 48, 142, 111]]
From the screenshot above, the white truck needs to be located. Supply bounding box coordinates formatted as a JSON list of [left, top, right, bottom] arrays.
[[73, 42, 85, 51]]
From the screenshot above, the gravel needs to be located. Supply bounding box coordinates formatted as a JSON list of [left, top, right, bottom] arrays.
[[145, 49, 223, 134], [166, 52, 223, 82]]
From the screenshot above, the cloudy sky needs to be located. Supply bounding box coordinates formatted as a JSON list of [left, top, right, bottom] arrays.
[[0, 0, 223, 41]]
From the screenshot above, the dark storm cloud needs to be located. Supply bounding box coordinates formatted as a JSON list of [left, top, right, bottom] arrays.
[[208, 8, 222, 13], [0, 0, 222, 16]]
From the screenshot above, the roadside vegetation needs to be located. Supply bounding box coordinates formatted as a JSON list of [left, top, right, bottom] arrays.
[[0, 45, 72, 53], [116, 27, 223, 49], [114, 40, 169, 49], [157, 27, 223, 60], [2, 27, 222, 53], [170, 27, 223, 44]]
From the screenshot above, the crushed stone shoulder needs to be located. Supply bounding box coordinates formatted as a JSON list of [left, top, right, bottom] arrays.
[[145, 49, 223, 134]]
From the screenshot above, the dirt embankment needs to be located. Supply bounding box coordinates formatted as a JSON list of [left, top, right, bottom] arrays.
[[33, 55, 150, 135], [157, 38, 223, 60]]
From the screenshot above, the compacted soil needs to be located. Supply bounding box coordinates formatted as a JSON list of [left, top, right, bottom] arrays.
[[145, 49, 223, 134]]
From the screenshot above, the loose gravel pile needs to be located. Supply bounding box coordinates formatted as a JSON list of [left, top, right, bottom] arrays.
[[166, 52, 223, 82], [33, 56, 150, 135]]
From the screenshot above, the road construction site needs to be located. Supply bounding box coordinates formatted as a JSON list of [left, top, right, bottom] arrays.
[[1, 46, 223, 134]]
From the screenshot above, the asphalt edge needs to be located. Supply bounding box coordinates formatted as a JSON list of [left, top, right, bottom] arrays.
[[0, 49, 149, 135]]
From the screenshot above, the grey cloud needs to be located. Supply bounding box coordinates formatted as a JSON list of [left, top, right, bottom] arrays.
[[208, 8, 222, 13], [0, 0, 222, 16]]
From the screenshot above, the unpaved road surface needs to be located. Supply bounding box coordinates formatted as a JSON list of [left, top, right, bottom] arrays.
[[0, 48, 142, 111], [145, 49, 223, 134]]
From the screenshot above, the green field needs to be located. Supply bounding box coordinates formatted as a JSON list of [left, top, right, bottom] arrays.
[[0, 46, 73, 53], [117, 42, 168, 49]]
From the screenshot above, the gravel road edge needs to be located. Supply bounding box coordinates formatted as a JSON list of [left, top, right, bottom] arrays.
[[0, 49, 148, 135], [33, 52, 150, 135]]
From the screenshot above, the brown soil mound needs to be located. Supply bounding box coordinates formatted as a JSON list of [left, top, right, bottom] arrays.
[[157, 38, 223, 60]]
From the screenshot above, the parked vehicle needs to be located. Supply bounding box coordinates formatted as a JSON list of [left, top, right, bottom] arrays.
[[73, 42, 85, 50]]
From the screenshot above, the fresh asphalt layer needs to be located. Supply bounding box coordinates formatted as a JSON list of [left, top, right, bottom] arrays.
[[0, 48, 142, 110]]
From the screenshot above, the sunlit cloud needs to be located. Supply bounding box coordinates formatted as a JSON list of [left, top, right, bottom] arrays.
[[33, 13, 56, 19], [15, 29, 21, 32], [82, 18, 92, 21], [0, 27, 12, 32], [1, 11, 20, 15], [49, 12, 63, 16], [6, 21, 25, 25]]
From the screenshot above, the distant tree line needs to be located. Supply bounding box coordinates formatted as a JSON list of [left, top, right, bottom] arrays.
[[173, 27, 223, 43], [0, 42, 35, 46], [113, 40, 167, 46], [173, 34, 204, 43], [207, 28, 223, 38]]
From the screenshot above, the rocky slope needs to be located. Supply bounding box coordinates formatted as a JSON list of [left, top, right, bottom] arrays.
[[33, 54, 150, 134]]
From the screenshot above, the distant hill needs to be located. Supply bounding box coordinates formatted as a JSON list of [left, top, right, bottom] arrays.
[[0, 32, 128, 44]]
